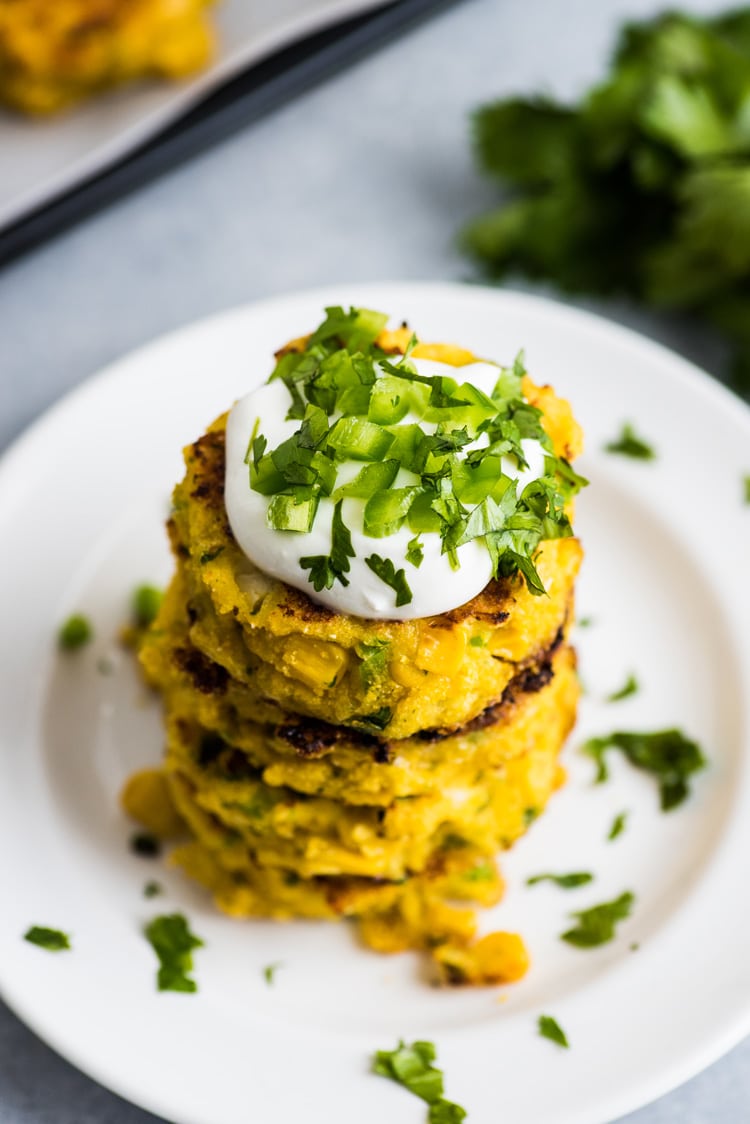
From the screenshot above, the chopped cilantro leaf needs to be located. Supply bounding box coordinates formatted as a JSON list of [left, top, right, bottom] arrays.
[[608, 811, 628, 841], [308, 305, 388, 352], [538, 1014, 569, 1048], [373, 1040, 443, 1104], [607, 673, 639, 702], [583, 728, 706, 810], [469, 634, 486, 647], [132, 584, 164, 627], [463, 861, 495, 882], [577, 616, 594, 628], [130, 831, 161, 858], [429, 1102, 467, 1124], [144, 913, 204, 993], [744, 475, 750, 504], [249, 428, 266, 468], [364, 554, 412, 607], [263, 962, 282, 985], [373, 1040, 466, 1122], [24, 926, 71, 951], [561, 892, 635, 948], [351, 706, 393, 733], [406, 535, 424, 568], [143, 881, 163, 899], [58, 614, 92, 650], [300, 500, 354, 592], [605, 424, 656, 461], [356, 639, 390, 691], [527, 872, 593, 889]]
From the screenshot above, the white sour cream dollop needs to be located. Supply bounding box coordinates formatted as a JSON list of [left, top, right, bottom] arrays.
[[225, 358, 545, 620]]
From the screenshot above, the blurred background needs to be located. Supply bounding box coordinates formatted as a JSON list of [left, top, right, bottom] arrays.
[[1, 0, 748, 1121]]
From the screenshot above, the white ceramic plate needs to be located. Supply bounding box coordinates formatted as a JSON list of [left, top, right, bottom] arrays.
[[1, 282, 749, 1124], [0, 0, 389, 232]]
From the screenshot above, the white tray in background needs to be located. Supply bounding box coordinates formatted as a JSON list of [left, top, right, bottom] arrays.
[[0, 0, 389, 233]]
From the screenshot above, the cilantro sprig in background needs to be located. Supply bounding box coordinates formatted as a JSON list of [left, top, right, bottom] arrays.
[[463, 8, 750, 397]]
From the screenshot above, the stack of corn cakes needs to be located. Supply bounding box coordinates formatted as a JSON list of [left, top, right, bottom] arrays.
[[125, 318, 584, 985]]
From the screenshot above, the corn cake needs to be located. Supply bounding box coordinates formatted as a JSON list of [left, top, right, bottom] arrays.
[[0, 0, 216, 113]]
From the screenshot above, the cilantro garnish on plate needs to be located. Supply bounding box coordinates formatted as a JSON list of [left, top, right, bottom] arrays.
[[263, 962, 282, 985], [130, 831, 161, 858], [607, 673, 639, 702], [608, 812, 629, 841], [605, 424, 656, 461], [561, 892, 635, 948], [131, 584, 163, 627], [538, 1015, 569, 1048], [583, 728, 706, 810], [373, 1040, 466, 1122], [24, 926, 71, 951], [58, 614, 92, 650], [144, 913, 204, 993], [527, 872, 594, 889]]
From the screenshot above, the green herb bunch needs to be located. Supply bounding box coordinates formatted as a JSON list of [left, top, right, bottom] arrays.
[[464, 8, 750, 395], [248, 306, 585, 606]]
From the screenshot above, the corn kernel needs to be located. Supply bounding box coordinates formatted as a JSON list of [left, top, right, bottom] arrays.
[[415, 627, 466, 674], [435, 930, 530, 985], [358, 911, 413, 953], [411, 342, 477, 367], [390, 657, 429, 688], [474, 931, 530, 982], [419, 900, 478, 947], [375, 327, 414, 354], [120, 768, 184, 838], [281, 636, 348, 690], [487, 628, 524, 661]]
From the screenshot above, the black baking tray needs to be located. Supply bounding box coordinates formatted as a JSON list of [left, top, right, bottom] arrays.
[[0, 0, 463, 268]]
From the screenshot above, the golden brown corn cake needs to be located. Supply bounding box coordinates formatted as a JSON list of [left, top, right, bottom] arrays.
[[0, 0, 216, 113], [139, 568, 575, 806], [169, 412, 581, 740]]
